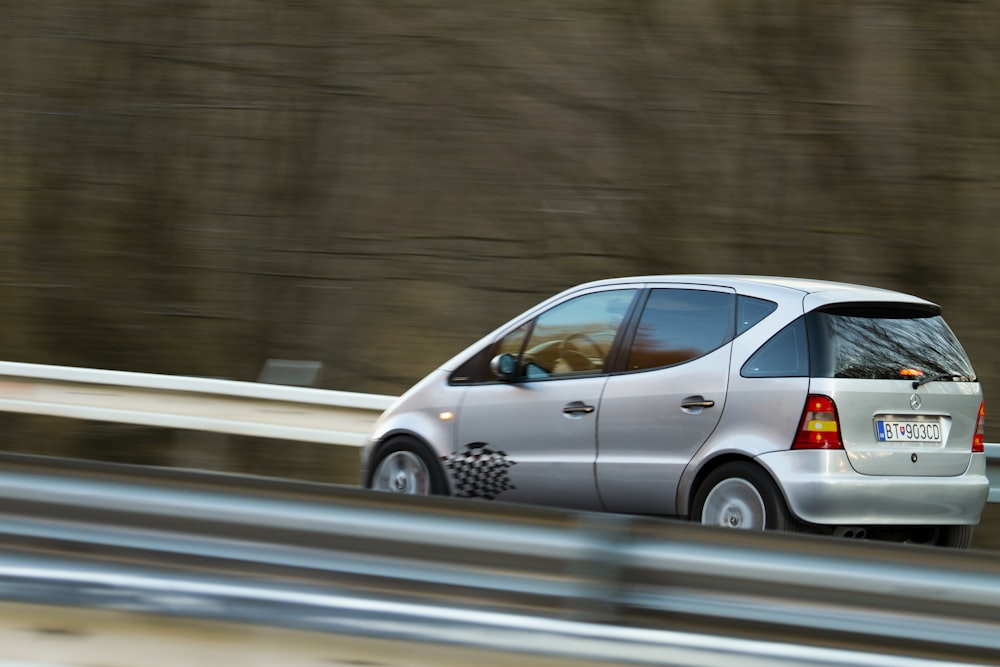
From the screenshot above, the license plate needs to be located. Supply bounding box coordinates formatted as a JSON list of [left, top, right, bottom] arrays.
[[875, 419, 942, 443]]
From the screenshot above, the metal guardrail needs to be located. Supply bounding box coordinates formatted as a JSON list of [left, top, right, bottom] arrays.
[[0, 360, 998, 500], [0, 360, 394, 447], [0, 452, 996, 667]]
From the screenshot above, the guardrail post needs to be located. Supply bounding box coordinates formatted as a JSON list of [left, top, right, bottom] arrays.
[[565, 513, 634, 623]]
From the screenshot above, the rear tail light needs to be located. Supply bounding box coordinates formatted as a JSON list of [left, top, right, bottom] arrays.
[[972, 401, 985, 453], [793, 395, 844, 450]]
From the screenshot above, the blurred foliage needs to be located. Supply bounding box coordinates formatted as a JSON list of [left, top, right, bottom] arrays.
[[2, 2, 1000, 479]]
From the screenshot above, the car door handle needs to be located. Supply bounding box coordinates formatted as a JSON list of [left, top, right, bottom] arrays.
[[563, 401, 596, 415], [681, 396, 715, 409]]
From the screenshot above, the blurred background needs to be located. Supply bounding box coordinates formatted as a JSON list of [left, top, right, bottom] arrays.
[[1, 2, 999, 484]]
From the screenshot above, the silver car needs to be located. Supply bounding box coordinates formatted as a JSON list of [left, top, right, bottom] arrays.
[[361, 276, 989, 548]]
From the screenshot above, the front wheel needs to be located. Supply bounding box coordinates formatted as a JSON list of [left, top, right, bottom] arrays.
[[369, 437, 446, 495], [692, 462, 799, 532]]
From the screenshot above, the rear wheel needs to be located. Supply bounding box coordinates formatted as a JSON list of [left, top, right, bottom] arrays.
[[369, 437, 446, 495], [939, 525, 974, 549], [903, 525, 974, 549], [692, 462, 799, 531]]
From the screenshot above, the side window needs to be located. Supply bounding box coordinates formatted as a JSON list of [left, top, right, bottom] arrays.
[[496, 322, 530, 357], [626, 289, 735, 371], [449, 322, 530, 384], [520, 289, 636, 379], [742, 318, 809, 378], [737, 296, 777, 334]]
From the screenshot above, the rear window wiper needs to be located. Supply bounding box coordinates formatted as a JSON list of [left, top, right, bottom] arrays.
[[912, 373, 968, 389]]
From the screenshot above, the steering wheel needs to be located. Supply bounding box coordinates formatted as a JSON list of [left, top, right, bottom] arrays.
[[557, 332, 601, 372]]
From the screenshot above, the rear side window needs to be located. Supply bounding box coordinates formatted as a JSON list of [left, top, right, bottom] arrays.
[[806, 305, 976, 380], [737, 296, 777, 334], [626, 289, 735, 371], [742, 319, 809, 378]]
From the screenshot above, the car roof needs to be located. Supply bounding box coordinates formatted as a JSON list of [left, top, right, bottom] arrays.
[[568, 275, 937, 309]]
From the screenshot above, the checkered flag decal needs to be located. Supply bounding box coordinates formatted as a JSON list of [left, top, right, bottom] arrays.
[[443, 442, 517, 500]]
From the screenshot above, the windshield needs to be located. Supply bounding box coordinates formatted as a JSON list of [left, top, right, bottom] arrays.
[[806, 305, 976, 381]]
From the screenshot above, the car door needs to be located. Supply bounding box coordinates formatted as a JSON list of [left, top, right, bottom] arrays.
[[453, 287, 639, 511], [597, 286, 736, 516]]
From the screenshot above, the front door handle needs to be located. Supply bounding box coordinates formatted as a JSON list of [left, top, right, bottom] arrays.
[[681, 396, 715, 410], [563, 401, 596, 415]]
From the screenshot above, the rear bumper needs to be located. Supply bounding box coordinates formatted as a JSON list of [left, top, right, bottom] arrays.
[[757, 450, 990, 526]]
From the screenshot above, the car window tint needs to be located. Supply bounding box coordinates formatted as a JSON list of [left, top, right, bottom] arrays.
[[737, 296, 777, 334], [497, 322, 530, 357], [521, 290, 636, 378], [806, 306, 975, 380], [742, 318, 809, 377], [449, 345, 493, 384], [626, 289, 735, 371], [450, 321, 528, 384]]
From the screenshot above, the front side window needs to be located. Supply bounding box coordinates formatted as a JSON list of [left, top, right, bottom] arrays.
[[626, 289, 736, 371], [450, 322, 530, 385], [517, 289, 637, 379], [496, 322, 530, 358]]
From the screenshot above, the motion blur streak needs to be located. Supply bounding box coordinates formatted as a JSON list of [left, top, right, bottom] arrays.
[[0, 453, 996, 666], [2, 3, 1000, 473]]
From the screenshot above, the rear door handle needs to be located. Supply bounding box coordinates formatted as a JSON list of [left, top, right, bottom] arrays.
[[563, 401, 596, 415], [681, 396, 715, 410]]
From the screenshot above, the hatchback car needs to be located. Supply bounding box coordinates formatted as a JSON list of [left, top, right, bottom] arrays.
[[361, 276, 989, 548]]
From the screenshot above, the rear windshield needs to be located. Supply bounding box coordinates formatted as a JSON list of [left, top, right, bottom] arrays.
[[806, 305, 976, 380]]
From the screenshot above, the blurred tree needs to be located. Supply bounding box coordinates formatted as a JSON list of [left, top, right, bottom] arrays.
[[1, 0, 999, 469]]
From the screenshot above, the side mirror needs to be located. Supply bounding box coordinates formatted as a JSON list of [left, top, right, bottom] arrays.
[[490, 353, 518, 381]]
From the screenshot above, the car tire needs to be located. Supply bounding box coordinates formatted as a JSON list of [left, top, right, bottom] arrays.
[[936, 525, 974, 550], [368, 437, 447, 496], [692, 461, 799, 531]]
